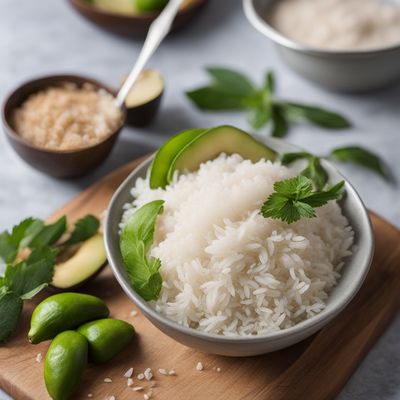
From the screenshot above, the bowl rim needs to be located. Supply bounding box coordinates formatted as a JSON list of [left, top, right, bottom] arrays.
[[105, 136, 374, 343], [1, 73, 126, 155], [69, 0, 208, 21], [243, 0, 400, 57]]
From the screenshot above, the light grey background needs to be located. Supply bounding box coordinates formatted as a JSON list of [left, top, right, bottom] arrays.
[[0, 0, 399, 399]]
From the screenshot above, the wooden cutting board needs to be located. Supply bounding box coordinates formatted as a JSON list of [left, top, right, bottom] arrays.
[[0, 157, 399, 400]]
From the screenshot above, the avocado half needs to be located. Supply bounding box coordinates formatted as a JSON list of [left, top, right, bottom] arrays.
[[124, 69, 164, 127], [51, 234, 107, 290]]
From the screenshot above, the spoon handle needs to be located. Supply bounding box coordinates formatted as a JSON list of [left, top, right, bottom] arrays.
[[115, 0, 184, 107]]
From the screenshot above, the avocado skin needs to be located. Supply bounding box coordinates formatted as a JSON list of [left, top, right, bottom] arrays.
[[28, 293, 109, 344], [150, 128, 208, 189], [77, 318, 135, 363], [44, 331, 88, 400]]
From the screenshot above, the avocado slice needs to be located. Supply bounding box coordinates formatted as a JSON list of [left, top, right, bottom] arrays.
[[90, 0, 135, 15], [149, 127, 208, 189], [166, 125, 277, 182], [51, 234, 107, 290], [134, 0, 169, 13]]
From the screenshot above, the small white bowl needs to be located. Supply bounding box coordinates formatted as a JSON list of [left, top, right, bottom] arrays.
[[104, 137, 374, 356], [243, 0, 400, 92]]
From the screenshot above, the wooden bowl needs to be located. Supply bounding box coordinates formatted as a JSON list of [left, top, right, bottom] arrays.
[[67, 0, 208, 37], [2, 75, 126, 179]]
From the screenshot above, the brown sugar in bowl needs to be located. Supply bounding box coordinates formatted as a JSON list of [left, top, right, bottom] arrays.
[[2, 75, 126, 178]]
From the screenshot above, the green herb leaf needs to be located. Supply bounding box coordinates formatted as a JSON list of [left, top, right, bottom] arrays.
[[281, 152, 312, 165], [4, 247, 56, 298], [0, 292, 23, 343], [64, 215, 100, 246], [264, 71, 275, 93], [0, 233, 16, 265], [0, 218, 42, 264], [20, 283, 48, 301], [19, 219, 45, 249], [301, 156, 328, 191], [186, 87, 249, 110], [248, 105, 271, 130], [301, 180, 345, 207], [282, 152, 328, 191], [120, 200, 164, 301], [28, 216, 67, 248], [328, 146, 390, 180], [271, 105, 289, 137], [261, 176, 344, 224], [206, 67, 256, 96], [283, 102, 351, 129]]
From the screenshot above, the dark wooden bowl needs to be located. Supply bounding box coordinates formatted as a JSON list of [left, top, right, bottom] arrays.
[[67, 0, 208, 37], [2, 75, 126, 179]]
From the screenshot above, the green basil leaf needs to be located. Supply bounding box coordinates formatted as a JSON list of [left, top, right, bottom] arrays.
[[281, 152, 312, 165], [271, 105, 289, 137], [64, 215, 100, 246], [29, 216, 67, 248], [248, 105, 271, 130], [120, 200, 164, 301], [4, 247, 56, 298], [206, 67, 256, 96], [0, 292, 23, 343], [264, 71, 275, 93], [283, 102, 351, 129], [329, 146, 390, 180], [186, 87, 249, 110], [301, 156, 328, 191]]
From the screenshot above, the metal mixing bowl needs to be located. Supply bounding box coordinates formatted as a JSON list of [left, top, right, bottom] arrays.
[[243, 0, 400, 92]]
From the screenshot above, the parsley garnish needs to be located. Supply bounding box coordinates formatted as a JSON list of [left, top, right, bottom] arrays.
[[63, 215, 100, 246], [261, 176, 345, 224], [0, 214, 101, 343], [120, 200, 164, 301]]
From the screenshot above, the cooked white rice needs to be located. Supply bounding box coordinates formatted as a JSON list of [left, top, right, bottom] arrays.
[[121, 154, 354, 336]]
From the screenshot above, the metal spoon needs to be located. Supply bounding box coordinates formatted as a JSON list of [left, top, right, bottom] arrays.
[[115, 0, 184, 108]]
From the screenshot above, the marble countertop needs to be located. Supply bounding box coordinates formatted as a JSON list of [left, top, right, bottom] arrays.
[[0, 0, 399, 399]]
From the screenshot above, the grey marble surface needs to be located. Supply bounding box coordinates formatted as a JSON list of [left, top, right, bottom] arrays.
[[0, 1, 399, 399]]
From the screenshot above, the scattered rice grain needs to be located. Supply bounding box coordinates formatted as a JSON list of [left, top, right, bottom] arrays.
[[144, 368, 153, 381]]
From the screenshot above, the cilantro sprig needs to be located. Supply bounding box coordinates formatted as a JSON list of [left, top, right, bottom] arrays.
[[261, 176, 345, 224], [186, 67, 351, 136], [0, 214, 100, 343]]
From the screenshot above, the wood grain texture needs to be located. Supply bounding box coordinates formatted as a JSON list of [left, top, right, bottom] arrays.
[[0, 157, 399, 400]]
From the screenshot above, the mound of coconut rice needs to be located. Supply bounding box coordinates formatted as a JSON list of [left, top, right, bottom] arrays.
[[121, 154, 354, 336]]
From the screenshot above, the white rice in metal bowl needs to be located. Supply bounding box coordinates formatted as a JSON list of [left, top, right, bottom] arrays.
[[121, 154, 354, 336]]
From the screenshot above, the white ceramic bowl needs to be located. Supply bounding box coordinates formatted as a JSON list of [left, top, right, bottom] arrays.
[[243, 0, 400, 93], [104, 137, 374, 356]]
